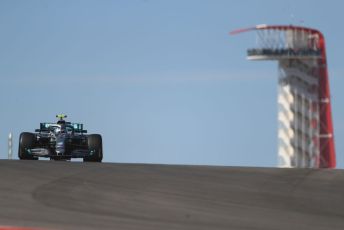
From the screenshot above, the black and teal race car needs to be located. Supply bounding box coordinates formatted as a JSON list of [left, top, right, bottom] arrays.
[[18, 115, 103, 162]]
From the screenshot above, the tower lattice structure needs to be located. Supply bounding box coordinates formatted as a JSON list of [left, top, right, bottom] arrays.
[[231, 25, 336, 168]]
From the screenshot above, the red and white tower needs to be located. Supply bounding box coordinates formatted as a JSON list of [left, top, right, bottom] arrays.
[[231, 25, 336, 168]]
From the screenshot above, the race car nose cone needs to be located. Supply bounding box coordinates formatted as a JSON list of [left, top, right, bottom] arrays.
[[56, 140, 65, 155]]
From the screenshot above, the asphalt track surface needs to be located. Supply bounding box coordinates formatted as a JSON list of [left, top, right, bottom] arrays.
[[0, 160, 344, 230]]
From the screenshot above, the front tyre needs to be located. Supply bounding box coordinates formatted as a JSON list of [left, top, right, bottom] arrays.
[[84, 134, 103, 162], [18, 132, 38, 160]]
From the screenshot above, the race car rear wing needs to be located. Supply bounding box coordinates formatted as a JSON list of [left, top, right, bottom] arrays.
[[71, 123, 87, 133], [36, 122, 87, 133]]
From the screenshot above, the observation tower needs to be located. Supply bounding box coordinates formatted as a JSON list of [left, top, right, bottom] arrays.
[[231, 25, 336, 168]]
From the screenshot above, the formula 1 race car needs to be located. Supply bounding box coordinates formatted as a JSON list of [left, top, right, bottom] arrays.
[[18, 115, 103, 162]]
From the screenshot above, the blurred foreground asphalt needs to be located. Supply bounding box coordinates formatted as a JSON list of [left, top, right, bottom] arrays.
[[0, 160, 343, 230]]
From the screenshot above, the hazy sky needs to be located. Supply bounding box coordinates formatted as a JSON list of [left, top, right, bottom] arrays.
[[1, 0, 343, 168]]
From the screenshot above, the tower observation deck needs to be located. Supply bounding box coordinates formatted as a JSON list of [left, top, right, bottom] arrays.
[[231, 25, 336, 168]]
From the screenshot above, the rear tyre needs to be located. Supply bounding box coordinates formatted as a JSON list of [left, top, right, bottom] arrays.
[[84, 134, 103, 162], [18, 132, 38, 160]]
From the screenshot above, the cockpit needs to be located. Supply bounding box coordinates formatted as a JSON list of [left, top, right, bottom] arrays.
[[49, 124, 74, 135]]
